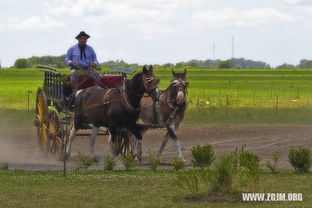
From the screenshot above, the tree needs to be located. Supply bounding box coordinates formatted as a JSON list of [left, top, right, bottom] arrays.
[[217, 60, 231, 69], [298, 59, 312, 68], [162, 63, 174, 67], [275, 63, 296, 69], [14, 58, 28, 68]]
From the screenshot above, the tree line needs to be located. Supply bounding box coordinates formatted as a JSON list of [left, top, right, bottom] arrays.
[[9, 55, 312, 69]]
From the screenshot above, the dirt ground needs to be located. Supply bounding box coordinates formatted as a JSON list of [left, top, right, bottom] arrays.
[[0, 125, 312, 170]]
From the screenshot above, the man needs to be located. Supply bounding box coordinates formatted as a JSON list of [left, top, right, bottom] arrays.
[[65, 31, 101, 91]]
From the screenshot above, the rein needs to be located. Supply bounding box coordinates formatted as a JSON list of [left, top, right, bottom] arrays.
[[120, 80, 142, 115], [121, 88, 141, 115]]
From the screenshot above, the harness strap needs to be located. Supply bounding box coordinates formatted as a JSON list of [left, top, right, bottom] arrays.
[[82, 88, 119, 113], [121, 88, 140, 115]]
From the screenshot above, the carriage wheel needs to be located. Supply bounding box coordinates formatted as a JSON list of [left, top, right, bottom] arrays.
[[47, 109, 64, 157], [35, 87, 49, 151]]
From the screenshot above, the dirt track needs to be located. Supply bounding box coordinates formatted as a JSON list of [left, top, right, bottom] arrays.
[[0, 125, 312, 170]]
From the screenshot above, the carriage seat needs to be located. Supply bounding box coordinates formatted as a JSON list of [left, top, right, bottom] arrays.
[[65, 74, 124, 89], [78, 74, 124, 89]]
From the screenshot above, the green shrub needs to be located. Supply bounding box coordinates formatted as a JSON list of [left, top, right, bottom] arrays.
[[148, 151, 161, 172], [175, 170, 200, 194], [211, 155, 236, 193], [288, 147, 312, 173], [14, 58, 29, 68], [209, 147, 261, 194], [103, 154, 116, 170], [232, 147, 261, 188], [76, 152, 93, 170], [266, 151, 279, 174], [191, 144, 215, 168], [239, 150, 260, 172], [171, 157, 185, 171], [120, 153, 135, 171]]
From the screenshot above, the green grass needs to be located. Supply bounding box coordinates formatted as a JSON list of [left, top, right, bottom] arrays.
[[2, 67, 312, 124], [0, 169, 310, 208]]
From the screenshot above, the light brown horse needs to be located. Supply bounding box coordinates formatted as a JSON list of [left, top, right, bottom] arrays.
[[66, 65, 159, 159], [140, 69, 188, 161]]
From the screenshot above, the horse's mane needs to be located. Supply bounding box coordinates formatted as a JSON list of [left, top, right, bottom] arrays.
[[130, 72, 143, 89]]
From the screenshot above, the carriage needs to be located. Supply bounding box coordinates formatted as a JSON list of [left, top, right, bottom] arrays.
[[34, 65, 136, 158]]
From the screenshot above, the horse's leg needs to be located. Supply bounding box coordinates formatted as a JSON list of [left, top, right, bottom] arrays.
[[131, 127, 143, 161], [166, 122, 185, 162], [65, 125, 77, 159], [90, 126, 99, 159], [157, 132, 170, 158], [108, 128, 118, 157]]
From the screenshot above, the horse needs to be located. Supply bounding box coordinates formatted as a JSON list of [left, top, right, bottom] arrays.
[[65, 65, 159, 160], [140, 69, 188, 161]]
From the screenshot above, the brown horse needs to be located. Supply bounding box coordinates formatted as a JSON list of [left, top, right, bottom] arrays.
[[66, 65, 159, 159], [140, 69, 188, 161]]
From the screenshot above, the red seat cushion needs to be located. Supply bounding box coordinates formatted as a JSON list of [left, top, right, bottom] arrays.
[[79, 75, 124, 88]]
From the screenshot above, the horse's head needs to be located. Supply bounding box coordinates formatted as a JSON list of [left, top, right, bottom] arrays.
[[171, 69, 188, 105], [142, 65, 160, 102]]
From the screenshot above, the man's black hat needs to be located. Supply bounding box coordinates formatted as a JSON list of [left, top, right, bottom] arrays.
[[75, 31, 90, 39]]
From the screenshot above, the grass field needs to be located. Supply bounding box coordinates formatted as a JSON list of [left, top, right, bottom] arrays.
[[1, 67, 312, 125], [1, 68, 312, 208], [0, 169, 310, 208]]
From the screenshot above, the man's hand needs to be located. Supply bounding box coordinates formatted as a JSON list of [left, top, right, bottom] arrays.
[[90, 62, 97, 67], [70, 61, 78, 67]]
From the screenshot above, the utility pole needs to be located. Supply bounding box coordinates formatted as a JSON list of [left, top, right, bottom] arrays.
[[232, 36, 234, 59], [213, 42, 215, 60]]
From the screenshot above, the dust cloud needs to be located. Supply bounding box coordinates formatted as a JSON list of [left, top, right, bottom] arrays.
[[0, 116, 59, 166]]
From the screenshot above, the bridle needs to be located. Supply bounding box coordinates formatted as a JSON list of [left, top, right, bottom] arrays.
[[121, 74, 159, 114], [172, 79, 188, 87]]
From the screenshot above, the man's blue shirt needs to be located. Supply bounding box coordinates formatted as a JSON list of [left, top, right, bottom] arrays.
[[65, 44, 99, 69]]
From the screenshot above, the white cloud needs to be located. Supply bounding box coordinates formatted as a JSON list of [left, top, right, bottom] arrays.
[[45, 0, 204, 17], [285, 0, 312, 5], [44, 0, 183, 40], [0, 16, 66, 31], [189, 8, 300, 29]]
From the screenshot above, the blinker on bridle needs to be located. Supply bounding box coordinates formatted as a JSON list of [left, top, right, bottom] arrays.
[[172, 79, 188, 86], [145, 77, 159, 84]]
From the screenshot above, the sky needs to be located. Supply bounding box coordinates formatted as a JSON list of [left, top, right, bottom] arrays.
[[0, 0, 312, 67]]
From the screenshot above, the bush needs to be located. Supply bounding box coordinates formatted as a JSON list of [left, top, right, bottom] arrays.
[[14, 58, 29, 68], [121, 153, 135, 170], [211, 155, 236, 193], [174, 148, 261, 195], [288, 147, 312, 173], [76, 152, 93, 170], [191, 144, 215, 168], [238, 150, 260, 172], [232, 147, 260, 187], [171, 157, 185, 171], [175, 170, 200, 194], [217, 60, 231, 69], [266, 151, 279, 174], [148, 151, 161, 172], [103, 154, 116, 170]]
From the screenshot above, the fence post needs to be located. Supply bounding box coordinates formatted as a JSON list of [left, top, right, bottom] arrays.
[[270, 81, 273, 99], [275, 95, 279, 114], [226, 95, 229, 118], [253, 89, 256, 110], [27, 91, 32, 117], [236, 89, 240, 107]]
